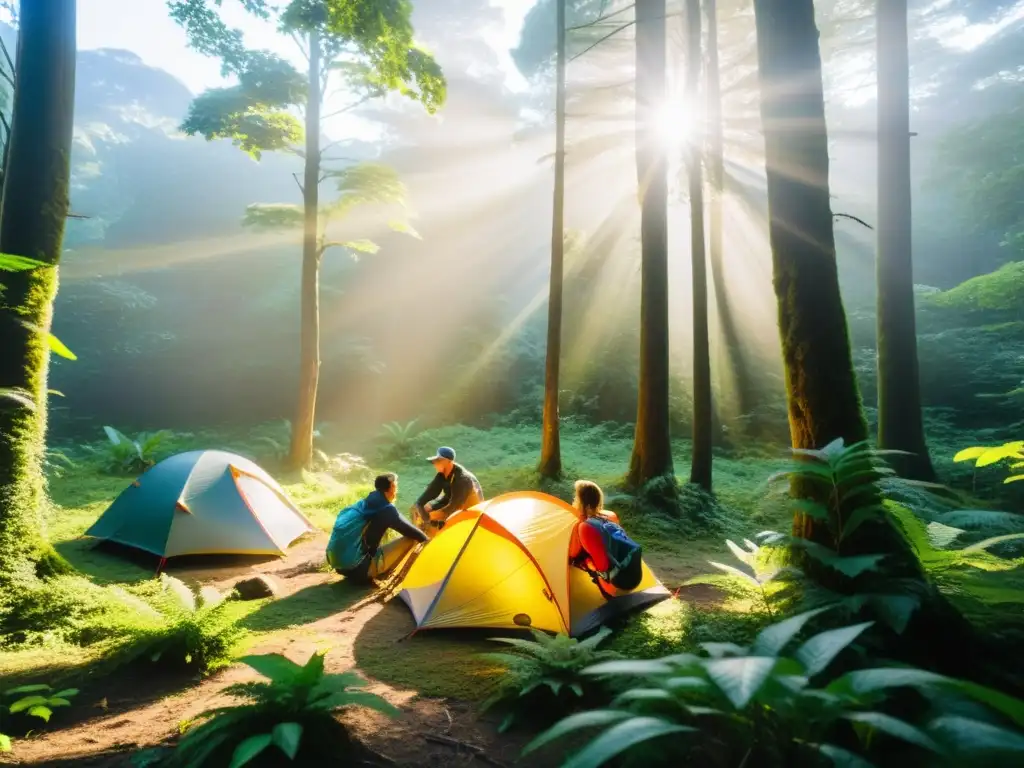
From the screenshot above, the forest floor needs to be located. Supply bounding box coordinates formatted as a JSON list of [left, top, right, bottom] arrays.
[[1, 420, 1021, 766]]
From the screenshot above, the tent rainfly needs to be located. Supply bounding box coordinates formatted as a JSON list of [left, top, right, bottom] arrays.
[[397, 491, 669, 637], [85, 450, 314, 564]]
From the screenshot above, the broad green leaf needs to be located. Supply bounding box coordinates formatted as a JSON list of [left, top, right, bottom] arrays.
[[564, 717, 695, 768], [48, 697, 72, 707], [238, 653, 303, 682], [229, 733, 273, 768], [704, 657, 777, 709], [47, 333, 77, 360], [726, 539, 756, 566], [0, 733, 11, 752], [844, 712, 940, 752], [664, 676, 710, 691], [953, 446, 989, 462], [977, 442, 1024, 467], [865, 594, 919, 634], [612, 689, 674, 706], [929, 715, 1024, 753], [943, 680, 1024, 728], [795, 622, 873, 677], [341, 238, 379, 255], [27, 705, 52, 721], [1005, 474, 1024, 484], [828, 667, 948, 696], [8, 695, 49, 713], [701, 642, 747, 658], [0, 253, 46, 271], [523, 709, 632, 755], [271, 722, 303, 760], [584, 659, 678, 677], [811, 742, 876, 767], [752, 607, 832, 657], [4, 684, 51, 695], [828, 554, 886, 578]]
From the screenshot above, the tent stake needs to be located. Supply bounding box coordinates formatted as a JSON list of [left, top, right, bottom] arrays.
[[155, 557, 167, 576]]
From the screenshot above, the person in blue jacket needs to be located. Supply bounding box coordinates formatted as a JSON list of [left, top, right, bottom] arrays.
[[326, 473, 427, 585]]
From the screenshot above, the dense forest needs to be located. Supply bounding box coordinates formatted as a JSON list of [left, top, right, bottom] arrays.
[[0, 0, 1022, 766]]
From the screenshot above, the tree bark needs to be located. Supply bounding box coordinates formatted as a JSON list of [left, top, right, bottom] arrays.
[[705, 0, 754, 427], [627, 0, 674, 487], [876, 0, 935, 481], [687, 0, 712, 490], [289, 29, 322, 471], [539, 0, 567, 479], [752, 0, 1012, 688], [0, 0, 76, 588]]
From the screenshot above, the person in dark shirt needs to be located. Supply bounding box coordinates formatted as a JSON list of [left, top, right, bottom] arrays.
[[326, 473, 427, 585], [413, 446, 484, 535]]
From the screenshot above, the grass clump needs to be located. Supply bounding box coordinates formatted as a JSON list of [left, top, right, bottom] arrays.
[[479, 626, 622, 733]]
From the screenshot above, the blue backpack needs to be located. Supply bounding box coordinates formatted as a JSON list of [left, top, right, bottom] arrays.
[[326, 501, 376, 572], [585, 518, 643, 591]]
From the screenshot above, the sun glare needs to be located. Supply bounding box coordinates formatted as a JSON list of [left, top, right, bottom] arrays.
[[653, 99, 698, 149]]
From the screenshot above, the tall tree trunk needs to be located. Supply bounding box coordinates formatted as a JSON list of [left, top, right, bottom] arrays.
[[628, 0, 674, 487], [289, 29, 322, 470], [705, 0, 754, 426], [0, 0, 76, 588], [687, 0, 712, 490], [539, 0, 567, 479], [876, 0, 934, 481], [753, 0, 1010, 688]]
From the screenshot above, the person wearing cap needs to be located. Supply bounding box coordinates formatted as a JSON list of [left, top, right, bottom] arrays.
[[413, 446, 484, 535]]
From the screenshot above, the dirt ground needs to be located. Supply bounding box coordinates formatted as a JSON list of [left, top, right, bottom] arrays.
[[1, 535, 720, 767]]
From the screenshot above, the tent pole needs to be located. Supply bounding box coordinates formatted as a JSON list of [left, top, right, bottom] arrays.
[[156, 557, 167, 576]]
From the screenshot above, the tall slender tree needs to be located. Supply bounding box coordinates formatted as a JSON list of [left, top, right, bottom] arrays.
[[876, 0, 935, 480], [627, 0, 674, 487], [170, 0, 445, 470], [0, 0, 77, 587], [539, 0, 568, 479], [686, 0, 712, 490]]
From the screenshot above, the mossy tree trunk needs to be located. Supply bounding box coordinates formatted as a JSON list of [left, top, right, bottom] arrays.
[[0, 0, 77, 588], [705, 0, 754, 426], [753, 0, 1011, 686], [539, 0, 567, 479], [628, 0, 674, 488], [289, 28, 322, 471], [876, 0, 935, 481], [687, 0, 712, 491]]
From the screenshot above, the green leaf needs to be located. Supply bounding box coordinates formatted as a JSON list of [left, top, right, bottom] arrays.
[[229, 733, 273, 768], [929, 715, 1024, 753], [5, 684, 51, 695], [844, 712, 940, 752], [584, 659, 680, 677], [962, 533, 1024, 552], [0, 733, 11, 752], [341, 238, 380, 254], [334, 690, 401, 717], [953, 446, 989, 462], [828, 554, 886, 578], [752, 607, 832, 657], [0, 253, 46, 271], [703, 657, 777, 709], [388, 218, 421, 238], [612, 688, 675, 706], [239, 653, 303, 683], [701, 642, 747, 658], [828, 667, 948, 696], [708, 561, 760, 587], [47, 333, 77, 360], [242, 203, 303, 229], [942, 680, 1024, 728], [840, 505, 888, 540], [27, 705, 52, 721], [563, 717, 695, 768], [811, 742, 876, 767], [791, 498, 831, 520], [271, 722, 303, 760], [47, 697, 72, 707], [9, 695, 49, 713], [523, 709, 632, 755], [795, 622, 873, 677]]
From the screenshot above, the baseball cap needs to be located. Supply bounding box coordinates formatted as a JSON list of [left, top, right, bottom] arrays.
[[427, 446, 456, 462]]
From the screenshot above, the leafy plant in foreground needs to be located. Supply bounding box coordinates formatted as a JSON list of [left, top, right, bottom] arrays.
[[479, 626, 622, 732], [0, 683, 78, 753], [954, 441, 1024, 485], [143, 650, 396, 767], [524, 608, 1024, 767], [84, 425, 171, 474], [114, 574, 243, 674]]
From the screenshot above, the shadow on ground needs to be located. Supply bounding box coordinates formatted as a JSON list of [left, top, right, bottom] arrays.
[[239, 581, 363, 633]]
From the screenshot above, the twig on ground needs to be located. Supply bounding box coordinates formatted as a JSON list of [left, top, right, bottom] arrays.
[[422, 733, 507, 767], [443, 706, 453, 734]]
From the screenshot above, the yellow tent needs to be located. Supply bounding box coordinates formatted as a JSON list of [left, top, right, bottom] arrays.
[[397, 491, 669, 636]]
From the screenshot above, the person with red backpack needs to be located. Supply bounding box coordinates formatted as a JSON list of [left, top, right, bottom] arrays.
[[568, 480, 644, 597]]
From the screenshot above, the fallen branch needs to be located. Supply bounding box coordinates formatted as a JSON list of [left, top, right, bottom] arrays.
[[833, 212, 873, 230], [422, 733, 506, 767]]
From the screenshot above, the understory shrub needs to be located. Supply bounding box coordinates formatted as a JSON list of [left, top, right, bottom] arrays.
[[525, 608, 1024, 767], [479, 626, 622, 732], [0, 683, 78, 753], [135, 651, 395, 767]]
